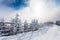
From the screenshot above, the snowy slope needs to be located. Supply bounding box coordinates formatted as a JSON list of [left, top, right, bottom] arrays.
[[32, 25, 60, 40], [0, 25, 60, 40]]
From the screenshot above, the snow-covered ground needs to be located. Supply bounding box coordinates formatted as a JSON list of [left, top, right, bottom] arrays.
[[31, 25, 60, 40], [0, 25, 60, 40]]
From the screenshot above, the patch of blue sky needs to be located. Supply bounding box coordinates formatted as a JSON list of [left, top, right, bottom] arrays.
[[54, 0, 60, 6], [2, 0, 28, 10]]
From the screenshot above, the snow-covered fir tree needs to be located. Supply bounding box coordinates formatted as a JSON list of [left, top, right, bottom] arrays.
[[11, 18, 15, 26], [15, 14, 23, 33], [24, 20, 29, 32], [30, 19, 39, 31], [0, 18, 5, 26], [17, 20, 23, 33], [11, 14, 21, 33]]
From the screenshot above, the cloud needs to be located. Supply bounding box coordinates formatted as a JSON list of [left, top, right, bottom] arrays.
[[45, 0, 60, 21], [16, 0, 60, 22], [0, 0, 60, 23]]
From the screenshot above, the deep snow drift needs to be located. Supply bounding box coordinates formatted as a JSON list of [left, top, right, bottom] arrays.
[[0, 25, 60, 40]]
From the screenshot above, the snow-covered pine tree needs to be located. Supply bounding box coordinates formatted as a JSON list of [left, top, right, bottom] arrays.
[[12, 13, 20, 34], [0, 18, 5, 26], [11, 18, 15, 26], [30, 19, 39, 31], [24, 20, 29, 32], [17, 19, 23, 33]]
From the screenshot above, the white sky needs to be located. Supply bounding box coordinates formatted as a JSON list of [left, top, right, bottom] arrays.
[[0, 0, 60, 23]]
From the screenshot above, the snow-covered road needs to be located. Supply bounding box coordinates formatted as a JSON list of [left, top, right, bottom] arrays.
[[0, 25, 60, 40]]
